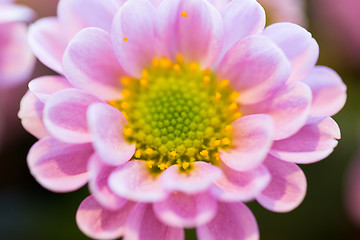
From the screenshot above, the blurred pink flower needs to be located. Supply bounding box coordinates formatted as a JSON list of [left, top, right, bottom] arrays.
[[19, 0, 346, 239]]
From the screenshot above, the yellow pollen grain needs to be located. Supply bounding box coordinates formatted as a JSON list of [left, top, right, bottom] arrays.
[[160, 58, 172, 68], [212, 139, 221, 147], [215, 92, 222, 100], [200, 150, 209, 157], [122, 89, 131, 98], [225, 125, 232, 132], [145, 148, 154, 155], [152, 58, 160, 67], [158, 163, 167, 171], [176, 54, 184, 63], [180, 11, 188, 17], [142, 70, 149, 79], [135, 150, 142, 158], [140, 78, 148, 87], [190, 63, 199, 71], [203, 68, 212, 74], [170, 151, 177, 158], [124, 37, 128, 41], [182, 161, 190, 169], [214, 152, 221, 161], [230, 91, 240, 101], [219, 79, 229, 88], [123, 128, 132, 136], [108, 100, 117, 107], [229, 102, 238, 111], [120, 77, 130, 86], [121, 101, 130, 110], [173, 64, 181, 72], [234, 112, 242, 119], [222, 138, 231, 146], [146, 160, 155, 168], [203, 75, 211, 83]]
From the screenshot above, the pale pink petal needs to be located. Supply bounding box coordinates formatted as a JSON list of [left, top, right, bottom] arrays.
[[211, 162, 271, 202], [157, 0, 223, 66], [125, 203, 184, 240], [112, 0, 158, 77], [58, 0, 118, 39], [0, 4, 35, 23], [27, 136, 92, 192], [161, 162, 222, 194], [263, 23, 319, 82], [217, 35, 291, 104], [18, 91, 49, 139], [28, 17, 67, 73], [206, 0, 228, 11], [241, 81, 312, 140], [302, 66, 347, 117], [76, 195, 135, 240], [44, 89, 102, 143], [256, 155, 307, 212], [220, 114, 273, 171], [197, 202, 259, 240], [219, 0, 265, 61], [88, 154, 128, 211], [88, 103, 135, 166], [109, 161, 168, 202], [0, 22, 35, 88], [270, 117, 341, 164], [63, 27, 124, 100], [153, 191, 217, 228], [28, 75, 72, 103]]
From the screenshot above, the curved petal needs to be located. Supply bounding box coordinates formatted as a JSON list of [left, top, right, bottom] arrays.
[[28, 75, 72, 103], [109, 160, 168, 202], [27, 136, 92, 192], [28, 17, 67, 73], [263, 23, 319, 82], [63, 27, 125, 100], [58, 0, 118, 38], [219, 0, 265, 62], [0, 22, 35, 88], [88, 154, 128, 211], [0, 4, 35, 23], [18, 91, 49, 139], [270, 117, 340, 164], [112, 0, 158, 77], [211, 163, 271, 202], [76, 195, 135, 240], [256, 155, 307, 212], [153, 191, 217, 228], [219, 114, 274, 171], [157, 0, 223, 66], [241, 81, 312, 140], [88, 103, 135, 166], [125, 203, 184, 240], [161, 162, 222, 194], [302, 66, 347, 117], [197, 202, 259, 240], [44, 89, 102, 143], [217, 35, 291, 104]]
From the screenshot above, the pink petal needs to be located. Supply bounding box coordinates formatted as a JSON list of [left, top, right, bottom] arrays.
[[219, 114, 273, 171], [109, 160, 168, 202], [57, 0, 118, 39], [76, 195, 135, 240], [125, 203, 184, 240], [63, 28, 125, 100], [27, 136, 92, 192], [88, 154, 128, 211], [219, 0, 265, 62], [211, 162, 271, 202], [270, 117, 341, 164], [87, 103, 135, 166], [0, 4, 35, 23], [302, 66, 347, 117], [256, 156, 307, 212], [197, 202, 259, 240], [161, 162, 222, 194], [263, 23, 319, 82], [153, 191, 217, 228], [206, 0, 228, 11], [0, 22, 35, 88], [157, 0, 223, 66], [28, 75, 73, 103], [241, 81, 312, 140], [28, 17, 67, 74], [217, 35, 291, 104], [111, 0, 158, 77], [18, 91, 49, 139], [43, 89, 102, 143]]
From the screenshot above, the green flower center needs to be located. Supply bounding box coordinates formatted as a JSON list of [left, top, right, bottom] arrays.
[[110, 55, 241, 174]]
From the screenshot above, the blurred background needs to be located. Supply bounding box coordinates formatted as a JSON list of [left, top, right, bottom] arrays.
[[0, 0, 360, 239]]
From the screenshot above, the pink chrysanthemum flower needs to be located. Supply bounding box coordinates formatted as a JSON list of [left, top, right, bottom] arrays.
[[19, 0, 347, 239]]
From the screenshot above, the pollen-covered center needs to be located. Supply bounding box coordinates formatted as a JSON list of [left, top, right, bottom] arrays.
[[110, 56, 241, 174]]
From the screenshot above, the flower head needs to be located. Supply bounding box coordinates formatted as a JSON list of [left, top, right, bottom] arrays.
[[20, 0, 347, 239]]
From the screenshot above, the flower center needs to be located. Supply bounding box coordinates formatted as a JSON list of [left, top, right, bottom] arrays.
[[110, 55, 241, 174]]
